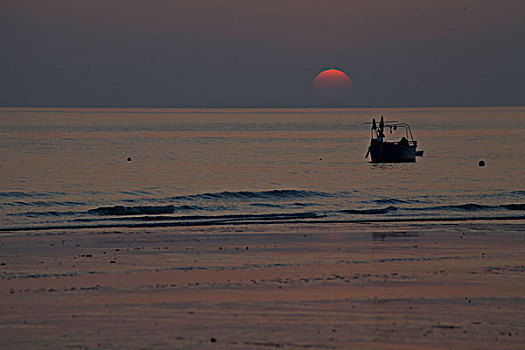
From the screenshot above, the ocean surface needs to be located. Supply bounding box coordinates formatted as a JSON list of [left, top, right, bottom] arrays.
[[1, 107, 524, 231]]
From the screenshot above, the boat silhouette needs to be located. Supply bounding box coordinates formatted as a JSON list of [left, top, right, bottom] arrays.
[[365, 116, 423, 163]]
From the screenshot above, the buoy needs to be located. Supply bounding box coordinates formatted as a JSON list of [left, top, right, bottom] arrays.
[[478, 160, 485, 167], [127, 157, 132, 162]]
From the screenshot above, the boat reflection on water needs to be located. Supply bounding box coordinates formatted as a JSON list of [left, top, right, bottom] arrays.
[[366, 116, 424, 163]]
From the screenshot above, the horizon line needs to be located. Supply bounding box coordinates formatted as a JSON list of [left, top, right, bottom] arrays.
[[1, 104, 524, 110]]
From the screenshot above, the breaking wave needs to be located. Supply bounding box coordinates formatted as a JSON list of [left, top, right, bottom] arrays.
[[88, 205, 177, 216], [1, 185, 524, 232], [338, 203, 525, 217], [502, 204, 525, 210]]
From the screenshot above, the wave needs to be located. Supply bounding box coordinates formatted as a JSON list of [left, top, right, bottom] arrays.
[[0, 200, 85, 208], [9, 206, 196, 218], [250, 203, 283, 208], [339, 203, 525, 216], [374, 198, 410, 204], [12, 201, 525, 221], [8, 210, 79, 218], [502, 204, 525, 211], [0, 191, 67, 199], [88, 204, 210, 216], [88, 205, 176, 216], [3, 215, 525, 233], [80, 211, 323, 223], [341, 206, 398, 215], [448, 203, 488, 211], [290, 202, 317, 208], [119, 190, 155, 196], [170, 189, 332, 201], [420, 203, 525, 212]]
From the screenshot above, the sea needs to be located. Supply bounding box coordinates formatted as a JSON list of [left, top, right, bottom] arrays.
[[1, 107, 524, 232]]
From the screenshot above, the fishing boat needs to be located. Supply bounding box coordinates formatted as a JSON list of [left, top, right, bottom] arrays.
[[365, 116, 423, 163]]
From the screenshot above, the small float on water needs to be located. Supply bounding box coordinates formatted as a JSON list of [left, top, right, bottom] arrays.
[[365, 116, 423, 163]]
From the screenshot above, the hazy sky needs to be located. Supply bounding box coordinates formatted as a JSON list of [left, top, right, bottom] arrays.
[[1, 0, 524, 107]]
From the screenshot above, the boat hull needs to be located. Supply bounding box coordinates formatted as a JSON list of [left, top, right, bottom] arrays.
[[368, 139, 416, 163]]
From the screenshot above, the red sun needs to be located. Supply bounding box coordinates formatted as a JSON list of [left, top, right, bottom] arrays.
[[312, 69, 352, 106]]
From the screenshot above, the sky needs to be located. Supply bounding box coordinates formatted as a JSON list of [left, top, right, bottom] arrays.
[[1, 0, 524, 107]]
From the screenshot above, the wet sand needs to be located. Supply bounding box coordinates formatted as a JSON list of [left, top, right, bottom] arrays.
[[1, 222, 524, 349]]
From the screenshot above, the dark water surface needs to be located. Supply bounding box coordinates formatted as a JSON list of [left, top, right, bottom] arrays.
[[1, 107, 524, 230]]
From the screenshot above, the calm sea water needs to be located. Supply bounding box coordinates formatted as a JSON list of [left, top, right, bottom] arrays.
[[1, 107, 524, 231]]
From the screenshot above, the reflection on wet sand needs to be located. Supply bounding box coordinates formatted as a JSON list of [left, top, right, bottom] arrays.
[[1, 222, 524, 349]]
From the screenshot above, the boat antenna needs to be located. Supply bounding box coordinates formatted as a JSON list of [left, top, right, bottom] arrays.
[[378, 116, 385, 139]]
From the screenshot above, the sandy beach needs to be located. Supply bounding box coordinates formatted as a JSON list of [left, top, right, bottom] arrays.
[[1, 221, 524, 349]]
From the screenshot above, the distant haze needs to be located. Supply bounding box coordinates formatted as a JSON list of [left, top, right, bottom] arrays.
[[1, 0, 524, 107]]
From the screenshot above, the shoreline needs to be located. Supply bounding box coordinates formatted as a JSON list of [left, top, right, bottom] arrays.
[[2, 215, 524, 233]]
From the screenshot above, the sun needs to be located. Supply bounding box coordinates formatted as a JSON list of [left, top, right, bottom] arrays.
[[311, 69, 352, 106]]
